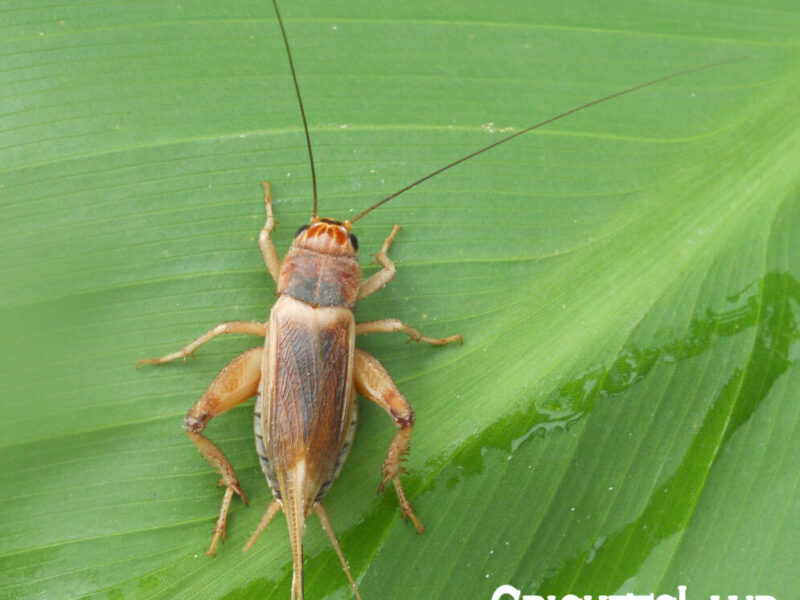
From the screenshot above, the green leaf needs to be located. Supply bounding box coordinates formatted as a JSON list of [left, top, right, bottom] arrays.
[[2, 1, 798, 599]]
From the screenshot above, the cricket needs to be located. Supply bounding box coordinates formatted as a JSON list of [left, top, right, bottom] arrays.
[[138, 2, 743, 598]]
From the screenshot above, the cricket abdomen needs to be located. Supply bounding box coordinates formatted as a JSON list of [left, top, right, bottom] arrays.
[[254, 392, 358, 502], [257, 294, 358, 513], [253, 393, 280, 497], [314, 402, 357, 502]]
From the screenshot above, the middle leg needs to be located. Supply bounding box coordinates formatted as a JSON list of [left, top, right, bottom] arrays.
[[356, 319, 462, 346], [137, 321, 267, 366]]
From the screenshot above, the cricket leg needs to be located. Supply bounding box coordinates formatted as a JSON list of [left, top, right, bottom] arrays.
[[356, 319, 462, 346], [258, 181, 281, 283], [242, 499, 282, 552], [184, 345, 265, 555], [137, 321, 267, 366], [358, 224, 400, 300], [315, 504, 362, 600], [353, 348, 425, 533]]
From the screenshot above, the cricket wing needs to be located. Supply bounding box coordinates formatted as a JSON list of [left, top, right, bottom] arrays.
[[260, 294, 356, 514]]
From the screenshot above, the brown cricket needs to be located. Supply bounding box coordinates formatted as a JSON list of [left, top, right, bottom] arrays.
[[140, 184, 460, 599], [138, 2, 744, 598]]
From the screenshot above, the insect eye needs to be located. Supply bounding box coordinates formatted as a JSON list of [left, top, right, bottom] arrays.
[[294, 224, 310, 238], [348, 233, 359, 250]]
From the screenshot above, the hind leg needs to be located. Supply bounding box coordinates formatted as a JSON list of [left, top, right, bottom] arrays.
[[183, 345, 265, 555], [353, 348, 424, 533]]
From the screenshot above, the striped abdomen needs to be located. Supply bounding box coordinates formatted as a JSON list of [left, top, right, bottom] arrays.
[[256, 294, 358, 513]]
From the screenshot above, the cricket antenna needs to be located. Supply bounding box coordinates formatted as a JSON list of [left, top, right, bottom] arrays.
[[273, 0, 319, 219], [349, 55, 745, 224]]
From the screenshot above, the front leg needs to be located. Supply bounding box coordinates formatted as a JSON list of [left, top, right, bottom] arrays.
[[258, 181, 281, 284], [358, 224, 401, 299], [353, 347, 424, 533]]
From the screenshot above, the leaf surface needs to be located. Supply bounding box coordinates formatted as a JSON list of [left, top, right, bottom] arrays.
[[1, 1, 799, 598]]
